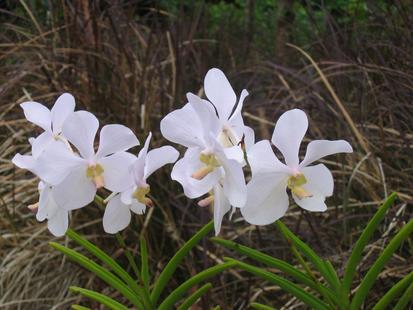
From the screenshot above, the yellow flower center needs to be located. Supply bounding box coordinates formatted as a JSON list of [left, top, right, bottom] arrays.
[[287, 173, 312, 199], [86, 164, 104, 188], [191, 153, 220, 180], [133, 185, 153, 206]]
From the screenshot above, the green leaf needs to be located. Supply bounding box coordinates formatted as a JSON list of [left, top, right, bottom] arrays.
[[350, 219, 413, 310], [177, 282, 212, 310], [226, 258, 330, 310], [211, 237, 318, 290], [342, 193, 397, 294], [151, 221, 214, 305], [71, 305, 91, 310], [250, 302, 277, 310], [275, 221, 339, 291], [393, 280, 413, 310], [70, 287, 129, 310], [65, 229, 141, 293], [140, 236, 150, 290], [373, 271, 413, 310], [157, 261, 235, 310], [50, 242, 143, 309]]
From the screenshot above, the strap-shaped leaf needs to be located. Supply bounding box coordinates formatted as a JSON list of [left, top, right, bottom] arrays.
[[342, 193, 397, 294], [251, 302, 277, 310], [151, 221, 214, 305], [227, 258, 330, 310], [157, 261, 235, 310], [350, 219, 413, 310], [275, 221, 339, 291], [211, 237, 319, 291], [70, 287, 129, 310], [50, 242, 143, 309], [177, 282, 212, 310], [140, 236, 150, 290], [393, 280, 413, 310], [372, 271, 413, 310]]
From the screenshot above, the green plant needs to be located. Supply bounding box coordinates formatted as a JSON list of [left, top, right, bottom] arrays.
[[51, 220, 232, 309], [212, 193, 413, 309]]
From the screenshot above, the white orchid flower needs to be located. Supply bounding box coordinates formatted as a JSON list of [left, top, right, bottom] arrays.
[[161, 94, 247, 235], [35, 110, 139, 211], [103, 132, 179, 233], [204, 68, 255, 149], [241, 109, 353, 226], [20, 93, 75, 157], [35, 182, 69, 237]]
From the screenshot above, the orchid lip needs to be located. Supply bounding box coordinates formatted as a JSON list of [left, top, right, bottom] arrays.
[[133, 185, 153, 207], [287, 172, 313, 199], [86, 163, 105, 188]]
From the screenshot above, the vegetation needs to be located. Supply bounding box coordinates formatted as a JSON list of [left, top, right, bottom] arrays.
[[1, 1, 412, 309]]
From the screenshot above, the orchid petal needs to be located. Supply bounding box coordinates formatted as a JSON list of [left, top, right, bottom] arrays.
[[62, 110, 99, 159], [204, 68, 237, 120], [51, 93, 75, 134], [20, 101, 51, 132], [31, 131, 53, 158], [12, 153, 36, 171], [299, 140, 353, 168], [120, 187, 135, 205], [229, 89, 249, 123], [35, 143, 84, 185], [47, 208, 69, 237], [213, 184, 231, 235], [271, 109, 308, 168], [292, 164, 333, 212], [52, 166, 96, 210], [144, 146, 179, 179], [171, 147, 221, 198], [247, 140, 290, 176], [37, 183, 51, 221], [241, 173, 289, 225], [96, 124, 139, 158], [219, 155, 247, 208], [160, 103, 205, 148], [222, 145, 244, 164], [130, 199, 146, 215], [103, 195, 131, 234], [187, 93, 220, 138], [99, 152, 136, 192]]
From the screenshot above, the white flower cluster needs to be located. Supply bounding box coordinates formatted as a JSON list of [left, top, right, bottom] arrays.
[[13, 68, 353, 237]]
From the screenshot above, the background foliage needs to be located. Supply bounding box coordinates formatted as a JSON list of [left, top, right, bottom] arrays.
[[0, 0, 412, 309]]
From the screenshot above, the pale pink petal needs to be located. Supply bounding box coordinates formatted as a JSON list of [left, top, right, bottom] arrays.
[[204, 68, 237, 120], [47, 209, 69, 237], [271, 109, 308, 168], [299, 140, 353, 168], [96, 124, 139, 158], [132, 133, 152, 184], [241, 173, 289, 225], [130, 200, 146, 215], [12, 153, 36, 171], [62, 111, 99, 159], [103, 195, 131, 234], [187, 93, 220, 139], [218, 154, 247, 208], [51, 93, 75, 134], [20, 101, 51, 132]]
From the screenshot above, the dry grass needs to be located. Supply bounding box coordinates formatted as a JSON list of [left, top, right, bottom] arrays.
[[1, 1, 412, 309]]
